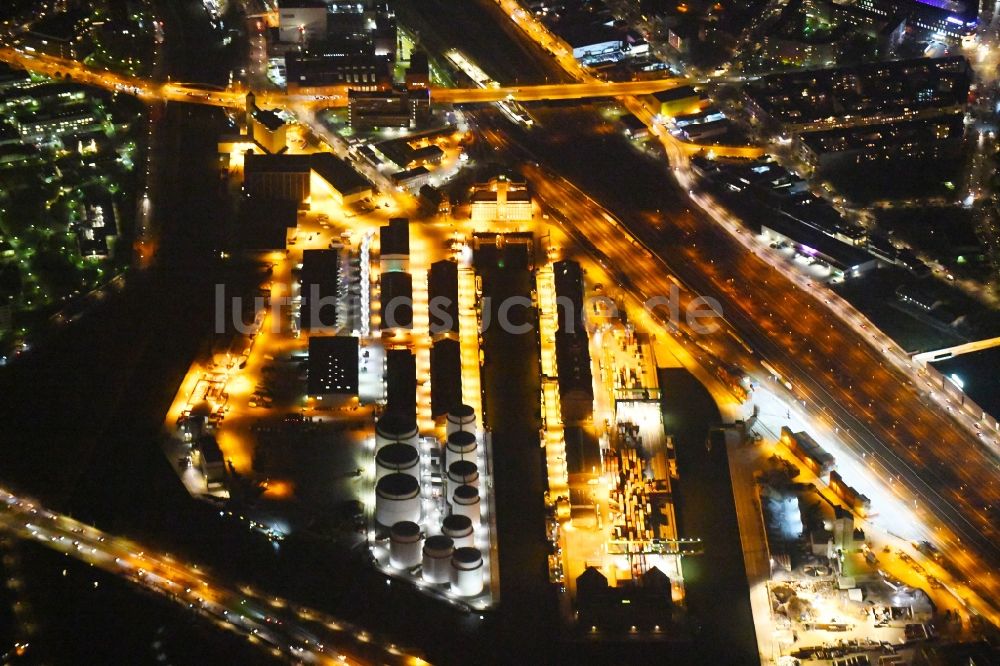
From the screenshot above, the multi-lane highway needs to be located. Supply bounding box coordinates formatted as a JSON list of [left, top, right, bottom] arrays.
[[0, 46, 685, 108], [526, 151, 1000, 621], [487, 0, 1000, 618], [429, 78, 687, 103], [473, 115, 1000, 623], [5, 0, 999, 643], [0, 488, 424, 666]]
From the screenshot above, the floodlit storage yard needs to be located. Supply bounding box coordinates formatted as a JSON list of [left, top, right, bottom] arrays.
[[5, 0, 1000, 662], [163, 119, 512, 606]]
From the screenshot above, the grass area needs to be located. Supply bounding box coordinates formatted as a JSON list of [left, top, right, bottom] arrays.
[[0, 87, 143, 354]]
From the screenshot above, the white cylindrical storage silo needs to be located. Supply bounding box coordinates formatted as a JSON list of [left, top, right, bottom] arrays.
[[442, 514, 475, 548], [422, 534, 454, 584], [375, 473, 421, 527], [451, 547, 484, 597], [447, 460, 479, 489], [451, 484, 481, 526], [445, 430, 477, 470], [389, 520, 422, 570], [375, 412, 419, 451], [446, 404, 477, 436], [376, 443, 420, 480]]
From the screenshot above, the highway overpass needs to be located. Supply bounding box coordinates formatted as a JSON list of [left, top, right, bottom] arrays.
[[912, 336, 1000, 363], [0, 47, 688, 108]]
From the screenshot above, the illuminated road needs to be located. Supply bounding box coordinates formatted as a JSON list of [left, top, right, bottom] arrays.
[[0, 489, 425, 666], [487, 0, 1000, 617], [477, 119, 1000, 624], [0, 46, 685, 108], [544, 160, 1000, 617], [6, 0, 998, 644], [429, 79, 687, 103]]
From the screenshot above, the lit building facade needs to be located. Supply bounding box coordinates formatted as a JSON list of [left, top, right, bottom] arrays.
[[470, 178, 532, 223]]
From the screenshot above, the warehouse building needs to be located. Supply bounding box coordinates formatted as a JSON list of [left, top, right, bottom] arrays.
[[307, 335, 359, 405], [650, 85, 702, 119], [300, 249, 341, 332], [243, 153, 372, 205], [762, 216, 880, 281], [428, 260, 459, 339], [430, 338, 462, 418], [380, 271, 413, 330]]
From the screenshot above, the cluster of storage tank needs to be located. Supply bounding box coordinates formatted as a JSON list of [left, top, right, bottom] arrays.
[[374, 412, 422, 526], [388, 516, 484, 596], [375, 405, 486, 597]]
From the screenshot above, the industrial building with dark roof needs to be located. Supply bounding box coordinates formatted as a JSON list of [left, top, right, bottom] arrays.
[[430, 338, 462, 418], [385, 348, 417, 417], [371, 129, 451, 170], [389, 165, 430, 189], [243, 152, 372, 205], [310, 152, 373, 203], [347, 88, 431, 130], [380, 217, 410, 256], [428, 260, 459, 337], [243, 153, 311, 202], [762, 215, 879, 279], [285, 49, 391, 90], [552, 260, 594, 421], [300, 249, 340, 331], [197, 435, 227, 486], [380, 271, 413, 330], [554, 260, 586, 335], [308, 336, 359, 399], [575, 566, 673, 630]]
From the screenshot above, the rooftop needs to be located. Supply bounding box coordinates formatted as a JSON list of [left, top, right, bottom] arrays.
[[764, 214, 876, 272], [197, 435, 224, 464], [653, 85, 699, 103], [560, 23, 622, 49], [309, 152, 371, 195], [619, 112, 646, 132], [408, 51, 429, 75], [799, 113, 965, 155], [553, 260, 586, 334], [300, 249, 340, 331], [252, 108, 286, 133], [380, 271, 413, 328], [745, 56, 971, 126], [244, 153, 311, 175], [429, 261, 459, 336], [380, 217, 410, 256], [430, 339, 462, 417], [386, 348, 417, 416], [308, 336, 359, 396], [390, 165, 429, 184]]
